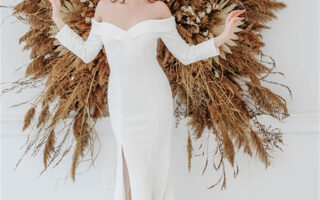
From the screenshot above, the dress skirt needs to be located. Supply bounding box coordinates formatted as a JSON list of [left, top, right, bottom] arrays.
[[107, 60, 175, 200]]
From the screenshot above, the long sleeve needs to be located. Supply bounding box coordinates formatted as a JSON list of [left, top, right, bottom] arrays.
[[55, 21, 103, 64], [159, 18, 220, 66]]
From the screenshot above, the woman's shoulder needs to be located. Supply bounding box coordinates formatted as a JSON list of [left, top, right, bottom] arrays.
[[93, 0, 108, 22], [151, 1, 173, 19]]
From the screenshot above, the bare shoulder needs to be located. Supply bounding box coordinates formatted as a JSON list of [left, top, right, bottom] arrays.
[[152, 1, 173, 19], [93, 0, 106, 21]]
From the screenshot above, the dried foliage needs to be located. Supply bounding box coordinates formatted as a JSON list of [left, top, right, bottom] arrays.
[[1, 0, 291, 190]]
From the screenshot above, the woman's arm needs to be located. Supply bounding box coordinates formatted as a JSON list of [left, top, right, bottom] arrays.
[[159, 22, 222, 66], [158, 2, 245, 66], [49, 0, 103, 64], [55, 22, 103, 64]]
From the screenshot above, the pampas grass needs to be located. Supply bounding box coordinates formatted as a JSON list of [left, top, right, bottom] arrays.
[[0, 0, 291, 190]]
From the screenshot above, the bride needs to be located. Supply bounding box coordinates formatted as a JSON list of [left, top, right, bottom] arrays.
[[48, 0, 245, 199]]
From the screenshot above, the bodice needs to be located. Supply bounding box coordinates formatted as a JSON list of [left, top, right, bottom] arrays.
[[55, 15, 220, 70], [90, 17, 176, 71]]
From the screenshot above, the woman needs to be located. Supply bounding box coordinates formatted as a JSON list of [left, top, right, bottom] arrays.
[[48, 0, 245, 199]]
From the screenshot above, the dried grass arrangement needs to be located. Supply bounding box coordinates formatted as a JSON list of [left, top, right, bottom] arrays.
[[1, 0, 291, 190]]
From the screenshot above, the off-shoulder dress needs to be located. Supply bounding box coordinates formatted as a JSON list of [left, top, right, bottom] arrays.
[[55, 15, 220, 200]]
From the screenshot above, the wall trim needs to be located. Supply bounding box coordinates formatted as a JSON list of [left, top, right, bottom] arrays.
[[0, 113, 319, 136]]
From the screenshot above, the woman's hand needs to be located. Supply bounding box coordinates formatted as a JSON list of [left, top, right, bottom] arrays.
[[48, 0, 65, 30], [213, 9, 245, 48], [222, 9, 246, 40]]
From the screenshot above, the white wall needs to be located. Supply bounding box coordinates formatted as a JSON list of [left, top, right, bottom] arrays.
[[1, 0, 319, 200]]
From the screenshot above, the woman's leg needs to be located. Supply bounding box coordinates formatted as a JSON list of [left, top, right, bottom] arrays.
[[122, 146, 132, 200]]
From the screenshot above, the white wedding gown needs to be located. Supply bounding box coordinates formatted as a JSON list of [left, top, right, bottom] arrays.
[[55, 15, 220, 200]]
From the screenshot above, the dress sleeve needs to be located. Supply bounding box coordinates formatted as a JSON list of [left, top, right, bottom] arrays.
[[159, 17, 220, 66], [55, 20, 103, 64]]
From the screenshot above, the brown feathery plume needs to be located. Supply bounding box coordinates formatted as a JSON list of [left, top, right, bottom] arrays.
[[22, 106, 36, 131], [37, 103, 50, 128], [187, 129, 193, 172], [43, 129, 56, 169]]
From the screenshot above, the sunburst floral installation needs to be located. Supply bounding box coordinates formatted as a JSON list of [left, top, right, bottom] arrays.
[[0, 0, 291, 190]]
